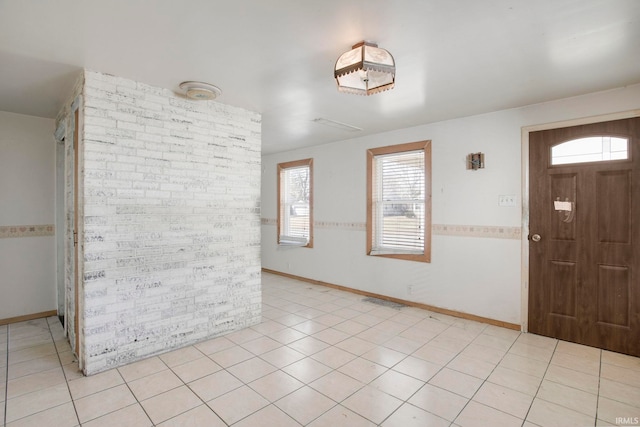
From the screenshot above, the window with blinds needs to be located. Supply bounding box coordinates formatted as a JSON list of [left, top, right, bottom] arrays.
[[277, 158, 313, 247], [367, 141, 431, 262]]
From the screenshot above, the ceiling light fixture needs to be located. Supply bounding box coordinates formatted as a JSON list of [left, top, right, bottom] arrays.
[[334, 41, 395, 96], [179, 81, 222, 100]]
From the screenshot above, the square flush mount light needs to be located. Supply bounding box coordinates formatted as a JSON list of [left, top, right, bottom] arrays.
[[334, 41, 395, 95]]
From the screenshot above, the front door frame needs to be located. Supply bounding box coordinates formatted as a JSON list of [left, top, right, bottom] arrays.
[[520, 109, 640, 333]]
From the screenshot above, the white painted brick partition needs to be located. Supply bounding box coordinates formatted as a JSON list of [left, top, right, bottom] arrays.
[[80, 71, 261, 374]]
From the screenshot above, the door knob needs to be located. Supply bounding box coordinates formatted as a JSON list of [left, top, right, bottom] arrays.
[[531, 234, 541, 242]]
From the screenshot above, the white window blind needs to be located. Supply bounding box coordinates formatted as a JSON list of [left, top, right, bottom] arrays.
[[372, 150, 425, 254], [279, 165, 310, 246]]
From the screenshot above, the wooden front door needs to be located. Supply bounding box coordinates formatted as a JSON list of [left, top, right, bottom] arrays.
[[529, 117, 640, 357]]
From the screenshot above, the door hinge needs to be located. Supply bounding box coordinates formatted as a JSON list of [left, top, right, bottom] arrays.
[[73, 231, 78, 247]]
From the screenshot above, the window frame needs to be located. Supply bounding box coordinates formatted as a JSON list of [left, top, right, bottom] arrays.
[[277, 158, 313, 248], [367, 140, 431, 262]]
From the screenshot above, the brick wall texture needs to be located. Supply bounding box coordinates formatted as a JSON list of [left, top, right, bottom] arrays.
[[80, 71, 261, 374]]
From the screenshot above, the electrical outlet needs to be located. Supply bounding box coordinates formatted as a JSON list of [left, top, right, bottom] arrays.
[[498, 195, 516, 207]]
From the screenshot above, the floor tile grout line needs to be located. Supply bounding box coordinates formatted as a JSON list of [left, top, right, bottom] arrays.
[[521, 339, 559, 425], [45, 316, 82, 427], [593, 349, 602, 426]]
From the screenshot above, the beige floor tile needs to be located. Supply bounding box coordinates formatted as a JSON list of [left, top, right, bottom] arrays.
[[429, 367, 484, 398], [498, 353, 548, 378], [597, 396, 640, 425], [537, 379, 597, 417], [117, 356, 167, 382], [392, 355, 442, 381], [370, 369, 425, 400], [544, 364, 599, 394], [411, 343, 457, 365], [550, 350, 600, 375], [361, 346, 406, 368], [526, 398, 595, 427], [158, 346, 204, 368], [333, 320, 370, 335], [288, 336, 330, 356], [249, 320, 288, 335], [309, 404, 376, 427], [194, 336, 236, 355], [226, 327, 264, 344], [381, 402, 450, 427], [171, 356, 222, 383], [515, 333, 558, 349], [483, 325, 521, 341], [269, 327, 307, 345], [408, 384, 469, 421], [555, 340, 601, 360], [473, 333, 516, 352], [275, 385, 336, 424], [292, 320, 328, 335], [602, 350, 640, 371], [472, 381, 534, 419], [227, 356, 277, 383], [459, 343, 506, 364], [309, 370, 364, 402], [62, 362, 84, 381], [141, 385, 202, 425], [599, 378, 640, 409], [188, 369, 243, 402], [57, 351, 75, 366], [509, 341, 555, 363], [313, 327, 351, 345], [207, 385, 269, 425], [240, 336, 282, 355], [283, 357, 333, 383], [207, 345, 254, 368], [249, 370, 304, 402], [314, 313, 347, 327], [74, 383, 136, 424], [455, 401, 522, 427], [260, 345, 306, 368], [342, 385, 402, 424], [357, 328, 395, 345], [601, 362, 640, 388], [128, 369, 183, 401], [81, 403, 152, 427], [336, 336, 378, 356], [8, 343, 57, 365], [338, 357, 388, 384], [233, 404, 302, 427], [5, 401, 77, 427], [428, 335, 468, 353], [274, 314, 308, 327], [5, 382, 71, 423], [488, 365, 542, 396], [157, 404, 226, 427], [7, 367, 66, 400], [68, 368, 123, 399], [310, 346, 357, 369], [447, 354, 496, 380], [7, 354, 61, 380]]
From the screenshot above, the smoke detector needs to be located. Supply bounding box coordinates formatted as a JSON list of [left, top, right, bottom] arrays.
[[179, 81, 222, 100]]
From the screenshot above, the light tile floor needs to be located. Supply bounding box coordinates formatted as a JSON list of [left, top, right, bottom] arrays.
[[2, 272, 640, 426]]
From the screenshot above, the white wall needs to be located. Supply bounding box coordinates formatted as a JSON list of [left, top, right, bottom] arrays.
[[0, 111, 56, 319], [261, 84, 640, 325]]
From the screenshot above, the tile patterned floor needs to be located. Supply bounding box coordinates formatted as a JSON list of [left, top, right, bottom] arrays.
[[2, 272, 640, 426]]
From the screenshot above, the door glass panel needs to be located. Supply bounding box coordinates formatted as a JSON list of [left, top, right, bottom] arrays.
[[551, 136, 628, 165]]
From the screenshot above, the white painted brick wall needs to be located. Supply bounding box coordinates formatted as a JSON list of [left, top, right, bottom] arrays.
[[80, 70, 261, 374]]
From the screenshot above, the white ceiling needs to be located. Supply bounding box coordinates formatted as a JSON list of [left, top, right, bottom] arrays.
[[1, 1, 639, 154]]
